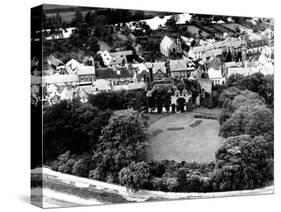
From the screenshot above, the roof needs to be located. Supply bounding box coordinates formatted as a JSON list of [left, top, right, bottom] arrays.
[[77, 66, 95, 75], [127, 82, 146, 90], [93, 79, 111, 91], [132, 63, 149, 74], [47, 55, 64, 67], [208, 68, 223, 79], [65, 59, 81, 73], [95, 67, 134, 79], [109, 50, 133, 65], [198, 79, 212, 93], [43, 74, 79, 84], [98, 40, 111, 52], [152, 62, 167, 74], [206, 56, 222, 70], [160, 35, 175, 50], [169, 60, 188, 71]]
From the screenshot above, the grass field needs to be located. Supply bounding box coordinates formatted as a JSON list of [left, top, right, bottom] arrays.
[[145, 108, 224, 163]]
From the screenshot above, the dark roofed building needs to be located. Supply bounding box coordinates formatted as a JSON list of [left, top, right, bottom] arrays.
[[95, 67, 134, 80]]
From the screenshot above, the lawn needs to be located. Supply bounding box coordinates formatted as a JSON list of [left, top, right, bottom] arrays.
[[145, 108, 224, 163]]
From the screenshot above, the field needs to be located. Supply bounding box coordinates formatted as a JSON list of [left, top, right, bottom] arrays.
[[145, 108, 224, 163]]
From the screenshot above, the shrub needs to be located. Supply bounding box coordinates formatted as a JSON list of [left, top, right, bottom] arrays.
[[72, 153, 92, 177], [119, 161, 152, 191]]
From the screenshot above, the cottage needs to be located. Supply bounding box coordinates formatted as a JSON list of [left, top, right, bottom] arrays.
[[169, 59, 194, 78], [110, 50, 133, 66], [77, 65, 96, 85], [92, 79, 111, 92], [65, 59, 81, 74], [100, 50, 134, 67], [42, 74, 79, 85], [152, 62, 167, 80], [160, 35, 179, 57], [132, 63, 150, 82]]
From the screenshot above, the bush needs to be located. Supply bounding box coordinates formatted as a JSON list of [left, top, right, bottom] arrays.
[[72, 153, 92, 177], [119, 161, 152, 191]]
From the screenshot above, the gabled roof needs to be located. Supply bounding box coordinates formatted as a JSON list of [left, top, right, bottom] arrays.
[[109, 50, 133, 65], [93, 79, 111, 91], [95, 67, 134, 79], [77, 66, 95, 75], [43, 74, 79, 84], [98, 40, 112, 52], [170, 60, 188, 71], [208, 68, 223, 79], [47, 55, 64, 67], [152, 62, 167, 74], [160, 35, 175, 50], [132, 63, 149, 74], [65, 59, 81, 73]]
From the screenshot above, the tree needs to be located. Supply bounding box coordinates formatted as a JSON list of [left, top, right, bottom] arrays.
[[220, 104, 273, 138], [43, 101, 112, 161], [213, 135, 273, 191], [165, 15, 178, 30], [119, 161, 151, 191], [226, 73, 274, 107], [71, 10, 84, 27], [90, 109, 148, 183]]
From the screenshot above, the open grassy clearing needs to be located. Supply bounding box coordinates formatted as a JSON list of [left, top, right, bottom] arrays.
[[145, 108, 224, 163]]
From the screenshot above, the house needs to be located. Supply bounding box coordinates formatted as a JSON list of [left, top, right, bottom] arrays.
[[92, 79, 112, 92], [77, 65, 95, 85], [42, 74, 79, 85], [207, 68, 225, 85], [65, 59, 81, 74], [100, 51, 112, 66], [109, 50, 133, 66], [169, 59, 195, 78], [100, 50, 133, 67], [132, 63, 150, 82], [98, 40, 112, 52], [95, 67, 134, 85], [198, 78, 213, 94], [152, 62, 167, 80], [45, 27, 76, 40], [160, 35, 178, 57]]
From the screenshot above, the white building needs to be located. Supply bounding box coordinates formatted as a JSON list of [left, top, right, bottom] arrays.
[[160, 36, 177, 57], [208, 68, 226, 85]]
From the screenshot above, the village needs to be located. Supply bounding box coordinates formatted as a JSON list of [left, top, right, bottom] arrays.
[[30, 6, 274, 207], [31, 10, 274, 112]]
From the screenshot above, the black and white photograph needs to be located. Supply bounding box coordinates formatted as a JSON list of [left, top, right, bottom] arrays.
[[30, 3, 274, 209]]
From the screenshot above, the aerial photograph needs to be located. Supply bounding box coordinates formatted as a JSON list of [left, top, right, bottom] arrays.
[[31, 4, 274, 208]]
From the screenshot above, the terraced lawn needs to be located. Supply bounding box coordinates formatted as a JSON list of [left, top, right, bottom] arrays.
[[145, 108, 224, 163]]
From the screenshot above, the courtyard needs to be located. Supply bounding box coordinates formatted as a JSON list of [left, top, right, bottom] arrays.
[[145, 107, 224, 163]]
